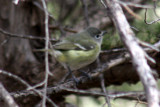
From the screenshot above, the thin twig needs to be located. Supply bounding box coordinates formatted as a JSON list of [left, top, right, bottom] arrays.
[[100, 0, 107, 8], [136, 97, 148, 105], [27, 81, 45, 90], [41, 0, 52, 106], [10, 86, 145, 101], [59, 87, 145, 99], [137, 38, 159, 52], [0, 83, 19, 107], [130, 26, 139, 32], [101, 48, 126, 53], [136, 39, 159, 64], [144, 9, 160, 25], [100, 74, 111, 107], [122, 5, 141, 20], [153, 1, 160, 18], [0, 28, 57, 41], [117, 1, 153, 9]]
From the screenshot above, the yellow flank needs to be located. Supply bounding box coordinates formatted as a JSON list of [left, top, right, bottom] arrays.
[[58, 54, 67, 62], [53, 45, 100, 70], [54, 51, 67, 62]]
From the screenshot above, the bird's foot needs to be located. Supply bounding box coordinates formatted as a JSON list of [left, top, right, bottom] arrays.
[[70, 74, 80, 85], [78, 70, 91, 80]]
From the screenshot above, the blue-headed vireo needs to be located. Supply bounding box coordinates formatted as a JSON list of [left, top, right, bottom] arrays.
[[51, 27, 107, 82]]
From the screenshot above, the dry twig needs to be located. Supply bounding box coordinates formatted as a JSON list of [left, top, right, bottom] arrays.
[[100, 74, 111, 107], [0, 28, 56, 41], [117, 1, 153, 8], [0, 70, 57, 107], [122, 5, 141, 20], [41, 0, 53, 106], [144, 9, 160, 25]]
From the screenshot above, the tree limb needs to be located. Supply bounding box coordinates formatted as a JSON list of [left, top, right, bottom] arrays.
[[104, 0, 159, 107], [0, 83, 19, 107]]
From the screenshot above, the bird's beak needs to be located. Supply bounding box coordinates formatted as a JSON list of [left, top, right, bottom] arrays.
[[102, 31, 107, 36]]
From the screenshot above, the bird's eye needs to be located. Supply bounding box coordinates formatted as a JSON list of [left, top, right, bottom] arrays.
[[95, 34, 101, 39]]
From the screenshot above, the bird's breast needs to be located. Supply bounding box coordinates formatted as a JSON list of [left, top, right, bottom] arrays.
[[53, 45, 101, 70]]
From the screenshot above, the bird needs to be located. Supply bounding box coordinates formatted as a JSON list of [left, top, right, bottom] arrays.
[[51, 27, 107, 83]]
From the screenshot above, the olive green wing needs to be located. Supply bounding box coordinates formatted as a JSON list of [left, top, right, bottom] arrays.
[[53, 40, 96, 51], [53, 32, 96, 50], [53, 41, 80, 50]]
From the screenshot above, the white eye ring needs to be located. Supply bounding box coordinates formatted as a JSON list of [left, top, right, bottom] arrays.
[[95, 34, 101, 39]]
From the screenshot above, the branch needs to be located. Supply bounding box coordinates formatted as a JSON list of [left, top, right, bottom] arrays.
[[100, 74, 111, 107], [122, 5, 141, 20], [10, 86, 146, 101], [0, 70, 57, 107], [0, 28, 57, 41], [104, 0, 159, 107], [41, 0, 53, 106], [153, 1, 160, 18], [144, 9, 160, 25], [0, 83, 19, 107], [117, 1, 153, 9]]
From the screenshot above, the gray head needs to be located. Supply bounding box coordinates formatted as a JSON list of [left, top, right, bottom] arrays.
[[86, 27, 107, 44]]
